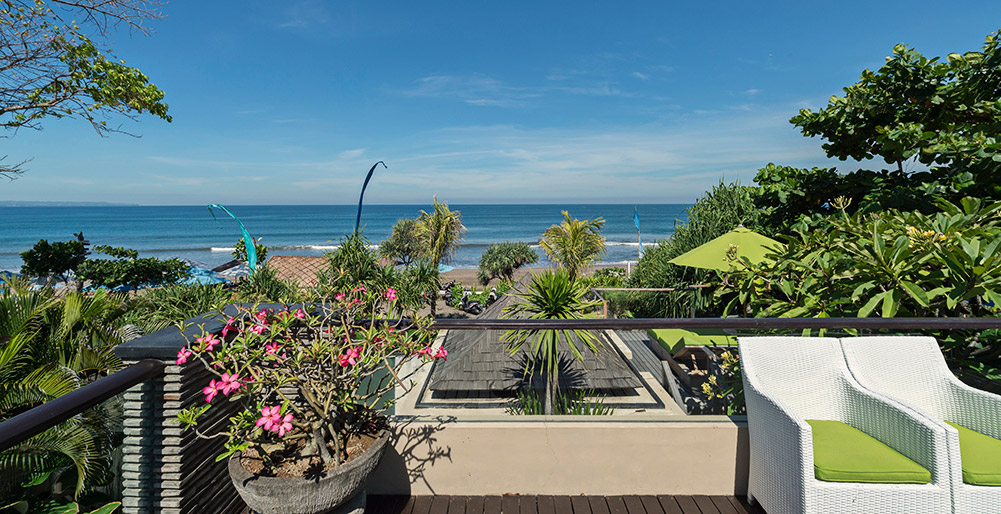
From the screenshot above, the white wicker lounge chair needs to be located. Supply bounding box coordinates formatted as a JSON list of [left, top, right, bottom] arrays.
[[739, 336, 953, 514], [841, 336, 1001, 514]]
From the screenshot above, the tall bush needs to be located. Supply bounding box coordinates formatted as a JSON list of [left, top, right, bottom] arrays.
[[725, 197, 1001, 381], [477, 242, 538, 284], [625, 181, 761, 317]]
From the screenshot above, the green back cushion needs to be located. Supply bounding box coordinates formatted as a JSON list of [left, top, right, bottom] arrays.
[[945, 421, 1001, 486], [806, 420, 931, 484], [647, 328, 735, 355]]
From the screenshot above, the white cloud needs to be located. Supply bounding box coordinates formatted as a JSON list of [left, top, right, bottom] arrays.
[[632, 72, 649, 80]]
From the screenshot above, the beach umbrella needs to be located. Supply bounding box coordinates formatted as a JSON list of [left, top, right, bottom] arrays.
[[668, 226, 783, 272]]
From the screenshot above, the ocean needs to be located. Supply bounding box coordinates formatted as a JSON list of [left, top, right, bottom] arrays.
[[0, 204, 689, 272]]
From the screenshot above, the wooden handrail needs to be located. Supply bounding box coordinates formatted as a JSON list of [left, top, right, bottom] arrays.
[[0, 359, 165, 451]]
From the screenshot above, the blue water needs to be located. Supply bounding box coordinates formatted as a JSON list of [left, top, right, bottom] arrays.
[[0, 204, 689, 272]]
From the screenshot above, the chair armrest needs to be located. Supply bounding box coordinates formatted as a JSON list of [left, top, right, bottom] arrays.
[[743, 374, 813, 499], [946, 378, 1001, 439], [845, 381, 952, 485]]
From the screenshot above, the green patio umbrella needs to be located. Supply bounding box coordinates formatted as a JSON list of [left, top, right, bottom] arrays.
[[668, 226, 783, 272]]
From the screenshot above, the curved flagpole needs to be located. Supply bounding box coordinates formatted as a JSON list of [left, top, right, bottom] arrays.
[[208, 204, 257, 272], [355, 161, 387, 235]]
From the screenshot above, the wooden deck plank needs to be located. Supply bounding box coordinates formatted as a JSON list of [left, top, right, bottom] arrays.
[[554, 496, 574, 514], [429, 496, 451, 514], [605, 496, 628, 514], [639, 495, 666, 514], [728, 497, 765, 514], [412, 496, 434, 514], [656, 496, 683, 514], [693, 496, 720, 514], [674, 496, 700, 514], [709, 496, 738, 514], [394, 495, 418, 514], [466, 496, 485, 514], [502, 495, 519, 514], [483, 496, 503, 514], [449, 496, 468, 514], [519, 495, 537, 514], [622, 497, 646, 514], [587, 496, 610, 514], [537, 495, 555, 514], [570, 496, 592, 514]]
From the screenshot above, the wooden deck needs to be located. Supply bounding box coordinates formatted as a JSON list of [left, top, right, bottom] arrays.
[[363, 495, 767, 514]]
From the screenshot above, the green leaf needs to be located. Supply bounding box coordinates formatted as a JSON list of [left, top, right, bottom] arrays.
[[84, 502, 122, 514], [900, 281, 929, 307], [881, 289, 900, 318], [858, 292, 885, 318]]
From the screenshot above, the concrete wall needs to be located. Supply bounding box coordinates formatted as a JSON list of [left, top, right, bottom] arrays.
[[369, 416, 749, 496]]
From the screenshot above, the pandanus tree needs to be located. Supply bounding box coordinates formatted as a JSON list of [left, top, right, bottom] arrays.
[[502, 269, 602, 415], [539, 211, 606, 281]]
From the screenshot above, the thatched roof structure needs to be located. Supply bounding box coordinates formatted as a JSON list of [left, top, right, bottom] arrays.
[[428, 291, 640, 392]]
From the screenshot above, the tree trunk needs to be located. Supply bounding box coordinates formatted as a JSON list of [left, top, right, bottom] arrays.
[[545, 369, 556, 416]]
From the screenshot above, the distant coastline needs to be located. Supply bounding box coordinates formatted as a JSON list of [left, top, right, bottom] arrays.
[[0, 201, 140, 207]]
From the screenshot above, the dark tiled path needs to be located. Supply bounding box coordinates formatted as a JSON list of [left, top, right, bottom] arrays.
[[363, 495, 767, 514]]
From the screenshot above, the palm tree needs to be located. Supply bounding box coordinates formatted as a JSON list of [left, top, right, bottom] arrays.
[[539, 211, 606, 281], [0, 278, 125, 506], [416, 197, 465, 316], [416, 197, 465, 268], [502, 269, 602, 415]]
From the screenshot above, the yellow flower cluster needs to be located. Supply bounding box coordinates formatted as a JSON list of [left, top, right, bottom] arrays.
[[905, 226, 947, 248]]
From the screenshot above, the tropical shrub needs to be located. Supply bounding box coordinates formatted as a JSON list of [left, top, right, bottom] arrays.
[[0, 279, 125, 512], [539, 211, 605, 281], [477, 242, 538, 284], [232, 237, 268, 264], [127, 282, 233, 327], [625, 181, 761, 317], [502, 269, 602, 415], [19, 239, 87, 284], [76, 245, 189, 290], [174, 287, 441, 471], [235, 264, 300, 303], [379, 218, 422, 267], [318, 233, 384, 295], [725, 197, 1001, 380]]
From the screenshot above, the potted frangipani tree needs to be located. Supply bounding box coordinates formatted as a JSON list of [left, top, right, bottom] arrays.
[[175, 285, 445, 514]]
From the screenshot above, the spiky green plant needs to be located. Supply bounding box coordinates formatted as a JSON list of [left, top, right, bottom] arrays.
[[502, 269, 602, 415], [416, 197, 465, 268]]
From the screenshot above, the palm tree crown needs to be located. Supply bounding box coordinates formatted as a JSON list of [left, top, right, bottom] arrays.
[[416, 197, 466, 268], [539, 211, 606, 281]]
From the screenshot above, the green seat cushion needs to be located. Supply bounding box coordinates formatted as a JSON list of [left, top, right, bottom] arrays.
[[945, 421, 1001, 486], [806, 420, 931, 484], [647, 328, 735, 355]]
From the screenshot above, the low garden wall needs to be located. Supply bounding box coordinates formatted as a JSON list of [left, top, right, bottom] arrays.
[[370, 416, 749, 496]]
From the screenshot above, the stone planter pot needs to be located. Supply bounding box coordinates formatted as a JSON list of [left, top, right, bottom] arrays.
[[229, 430, 390, 514]]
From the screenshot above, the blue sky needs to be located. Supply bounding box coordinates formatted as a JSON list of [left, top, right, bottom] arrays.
[[4, 1, 1000, 205]]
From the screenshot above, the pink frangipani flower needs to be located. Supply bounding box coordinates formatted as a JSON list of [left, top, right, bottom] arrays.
[[294, 308, 306, 319], [203, 380, 220, 402], [275, 413, 294, 436], [196, 335, 220, 352], [250, 324, 267, 335], [385, 288, 398, 302], [265, 341, 280, 354], [255, 405, 281, 431], [335, 292, 345, 301], [176, 348, 192, 365], [221, 317, 239, 337], [218, 373, 242, 395]]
